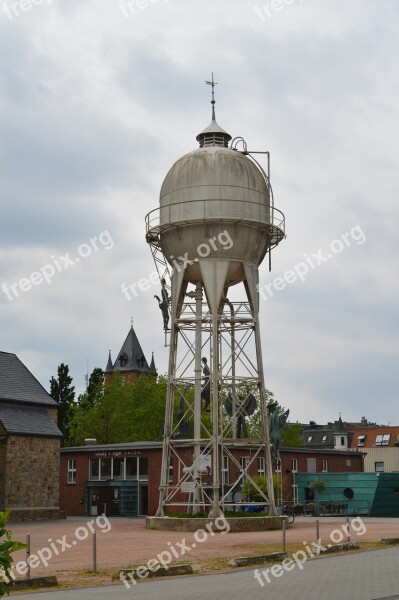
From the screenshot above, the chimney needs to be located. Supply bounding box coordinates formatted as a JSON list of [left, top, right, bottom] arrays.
[[361, 417, 368, 426], [84, 438, 97, 446]]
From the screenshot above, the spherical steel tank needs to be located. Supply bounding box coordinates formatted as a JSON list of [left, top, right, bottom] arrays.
[[145, 116, 284, 286]]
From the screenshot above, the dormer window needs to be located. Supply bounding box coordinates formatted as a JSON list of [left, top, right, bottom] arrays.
[[119, 352, 128, 367], [322, 435, 327, 443], [357, 435, 366, 447], [307, 436, 312, 443], [375, 434, 390, 446]]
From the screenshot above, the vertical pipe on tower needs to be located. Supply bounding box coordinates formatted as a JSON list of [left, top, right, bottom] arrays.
[[193, 282, 203, 513]]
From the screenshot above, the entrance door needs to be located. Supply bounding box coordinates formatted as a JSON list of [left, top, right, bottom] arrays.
[[98, 487, 120, 516], [139, 485, 148, 516]]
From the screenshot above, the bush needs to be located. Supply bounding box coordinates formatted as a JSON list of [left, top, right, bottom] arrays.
[[0, 510, 27, 596], [241, 474, 282, 504]]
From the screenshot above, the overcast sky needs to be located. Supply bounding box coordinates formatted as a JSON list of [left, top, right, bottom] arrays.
[[0, 0, 398, 425]]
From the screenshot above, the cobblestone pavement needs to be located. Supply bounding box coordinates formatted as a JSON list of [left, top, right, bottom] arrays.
[[7, 516, 399, 574]]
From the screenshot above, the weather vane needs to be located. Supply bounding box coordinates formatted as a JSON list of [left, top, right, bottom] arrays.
[[205, 72, 217, 120]]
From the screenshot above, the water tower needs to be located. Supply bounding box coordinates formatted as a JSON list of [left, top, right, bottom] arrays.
[[146, 76, 285, 517]]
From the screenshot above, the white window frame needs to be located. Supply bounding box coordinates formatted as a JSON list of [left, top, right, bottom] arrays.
[[275, 457, 281, 473], [357, 435, 366, 447], [292, 482, 298, 503], [307, 436, 312, 443], [291, 458, 298, 473], [222, 455, 229, 485], [67, 459, 77, 484], [376, 434, 390, 446], [258, 457, 265, 476], [322, 459, 328, 473], [375, 461, 384, 473], [322, 435, 327, 443]]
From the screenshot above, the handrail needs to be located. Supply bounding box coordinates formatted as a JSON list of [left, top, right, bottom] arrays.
[[145, 198, 285, 237]]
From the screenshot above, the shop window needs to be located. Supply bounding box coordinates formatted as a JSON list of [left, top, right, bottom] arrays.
[[139, 457, 148, 479], [89, 459, 99, 481], [126, 457, 137, 479], [100, 458, 112, 480], [113, 458, 124, 480]]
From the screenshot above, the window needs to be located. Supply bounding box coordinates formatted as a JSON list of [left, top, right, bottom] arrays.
[[292, 483, 298, 503], [100, 458, 112, 480], [291, 458, 298, 473], [258, 457, 265, 476], [357, 435, 366, 447], [322, 459, 328, 473], [126, 457, 137, 479], [139, 457, 148, 479], [67, 459, 76, 484], [240, 456, 251, 473], [341, 436, 345, 446], [322, 435, 327, 443], [375, 434, 390, 446], [346, 459, 351, 467], [307, 436, 312, 443], [90, 459, 99, 480], [222, 455, 229, 485], [275, 458, 281, 473], [343, 488, 354, 500], [307, 458, 317, 473], [113, 458, 124, 480], [169, 456, 174, 483], [375, 462, 384, 473]]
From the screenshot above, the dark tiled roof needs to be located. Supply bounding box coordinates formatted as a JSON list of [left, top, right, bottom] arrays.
[[106, 326, 155, 374], [0, 352, 57, 407], [0, 403, 62, 437]]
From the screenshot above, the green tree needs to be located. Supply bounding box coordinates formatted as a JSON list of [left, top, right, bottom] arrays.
[[281, 422, 303, 447], [68, 373, 168, 446], [0, 510, 27, 597], [49, 363, 75, 446], [77, 368, 104, 412]]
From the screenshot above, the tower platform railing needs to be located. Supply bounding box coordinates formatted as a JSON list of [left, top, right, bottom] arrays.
[[145, 198, 285, 249]]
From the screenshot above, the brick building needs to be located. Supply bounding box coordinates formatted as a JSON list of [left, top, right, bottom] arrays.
[[60, 442, 364, 517], [0, 352, 62, 520], [349, 426, 399, 473]]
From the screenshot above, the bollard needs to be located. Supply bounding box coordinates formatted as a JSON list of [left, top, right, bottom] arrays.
[[316, 519, 320, 544], [92, 531, 97, 574], [282, 519, 286, 552], [26, 534, 31, 580], [346, 516, 350, 543]]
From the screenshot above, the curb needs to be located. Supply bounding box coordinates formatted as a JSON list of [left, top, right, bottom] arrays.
[[229, 552, 288, 567]]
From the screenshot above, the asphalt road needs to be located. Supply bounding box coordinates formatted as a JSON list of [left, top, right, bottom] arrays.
[[14, 546, 399, 600]]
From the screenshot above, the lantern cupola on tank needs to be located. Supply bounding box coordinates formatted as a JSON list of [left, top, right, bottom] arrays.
[[196, 73, 232, 148]]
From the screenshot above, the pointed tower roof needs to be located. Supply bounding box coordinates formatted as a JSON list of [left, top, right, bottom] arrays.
[[105, 350, 113, 373], [334, 415, 346, 434], [113, 325, 152, 373], [149, 352, 156, 372], [196, 73, 232, 148]]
